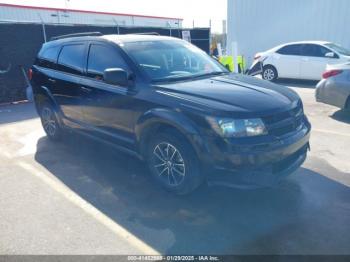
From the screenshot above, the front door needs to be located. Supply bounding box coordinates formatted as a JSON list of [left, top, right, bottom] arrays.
[[299, 44, 340, 80], [79, 42, 137, 148]]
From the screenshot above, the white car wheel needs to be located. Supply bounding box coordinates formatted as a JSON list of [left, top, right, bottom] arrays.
[[263, 66, 278, 81]]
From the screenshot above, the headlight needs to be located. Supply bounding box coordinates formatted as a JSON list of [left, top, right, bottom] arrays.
[[207, 117, 267, 137]]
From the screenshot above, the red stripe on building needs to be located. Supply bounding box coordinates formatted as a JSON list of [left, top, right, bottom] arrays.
[[0, 3, 183, 21]]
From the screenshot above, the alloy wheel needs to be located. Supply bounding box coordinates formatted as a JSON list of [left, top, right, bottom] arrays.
[[263, 68, 275, 81], [152, 142, 186, 187]]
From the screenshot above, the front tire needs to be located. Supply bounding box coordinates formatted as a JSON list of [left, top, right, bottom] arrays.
[[262, 65, 278, 81], [146, 131, 203, 195], [40, 102, 62, 141]]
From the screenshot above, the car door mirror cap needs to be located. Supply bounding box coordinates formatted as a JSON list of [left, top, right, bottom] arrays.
[[325, 52, 336, 58], [103, 68, 129, 87]]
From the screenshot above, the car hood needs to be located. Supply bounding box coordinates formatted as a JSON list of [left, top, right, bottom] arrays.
[[153, 74, 300, 117]]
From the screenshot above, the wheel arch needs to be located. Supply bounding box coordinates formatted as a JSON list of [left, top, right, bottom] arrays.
[[34, 86, 59, 113], [135, 108, 208, 160], [34, 86, 64, 126], [263, 63, 278, 72]]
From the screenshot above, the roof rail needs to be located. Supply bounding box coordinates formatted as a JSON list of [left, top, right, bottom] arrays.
[[128, 32, 160, 36], [50, 32, 103, 41]]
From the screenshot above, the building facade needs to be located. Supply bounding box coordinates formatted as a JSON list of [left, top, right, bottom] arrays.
[[0, 3, 182, 28], [227, 0, 350, 65]]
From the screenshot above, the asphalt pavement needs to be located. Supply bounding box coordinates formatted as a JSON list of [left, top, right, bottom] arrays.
[[0, 82, 350, 255]]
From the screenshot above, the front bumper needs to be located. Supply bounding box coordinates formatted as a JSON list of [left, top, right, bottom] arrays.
[[200, 121, 311, 188]]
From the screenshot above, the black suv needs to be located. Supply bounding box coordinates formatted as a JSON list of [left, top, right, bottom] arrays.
[[30, 33, 311, 194]]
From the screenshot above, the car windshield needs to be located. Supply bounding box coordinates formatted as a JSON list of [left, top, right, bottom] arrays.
[[122, 40, 228, 82], [325, 43, 350, 56]]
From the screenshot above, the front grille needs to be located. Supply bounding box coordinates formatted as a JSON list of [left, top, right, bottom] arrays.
[[263, 102, 304, 137]]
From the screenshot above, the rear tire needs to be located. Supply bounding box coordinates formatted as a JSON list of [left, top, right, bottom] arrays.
[[262, 65, 278, 81], [345, 96, 350, 111], [40, 102, 62, 141], [146, 130, 203, 195]]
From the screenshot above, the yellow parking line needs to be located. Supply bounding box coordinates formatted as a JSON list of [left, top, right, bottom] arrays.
[[17, 161, 159, 255], [313, 128, 350, 137]]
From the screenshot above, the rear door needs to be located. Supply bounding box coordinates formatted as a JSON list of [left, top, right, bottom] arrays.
[[273, 44, 303, 79], [79, 42, 137, 148], [54, 42, 87, 124], [300, 44, 340, 80], [33, 44, 61, 97]]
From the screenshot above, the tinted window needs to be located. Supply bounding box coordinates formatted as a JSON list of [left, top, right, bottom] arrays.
[[57, 44, 85, 74], [87, 44, 128, 79], [276, 44, 302, 56], [37, 46, 61, 69], [40, 46, 60, 61], [301, 44, 332, 57]]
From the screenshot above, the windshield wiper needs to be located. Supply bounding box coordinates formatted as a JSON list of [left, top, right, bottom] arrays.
[[189, 71, 229, 79], [152, 75, 194, 83], [152, 71, 229, 83]]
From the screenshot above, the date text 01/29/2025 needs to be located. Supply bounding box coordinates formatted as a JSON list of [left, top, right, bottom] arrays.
[[127, 255, 220, 261]]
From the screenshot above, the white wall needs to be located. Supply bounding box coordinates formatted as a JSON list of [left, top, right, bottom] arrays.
[[0, 5, 182, 28], [227, 0, 350, 65]]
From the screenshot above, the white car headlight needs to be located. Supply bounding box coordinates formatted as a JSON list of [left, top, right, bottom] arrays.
[[208, 117, 267, 138]]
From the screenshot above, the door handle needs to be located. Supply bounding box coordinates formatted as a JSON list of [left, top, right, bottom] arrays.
[[301, 57, 309, 61], [48, 78, 56, 83], [80, 86, 92, 93]]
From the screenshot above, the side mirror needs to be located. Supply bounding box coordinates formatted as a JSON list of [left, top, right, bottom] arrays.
[[103, 68, 128, 87], [325, 52, 335, 58]]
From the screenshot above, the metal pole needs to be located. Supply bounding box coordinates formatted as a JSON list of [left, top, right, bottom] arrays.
[[113, 18, 120, 34], [167, 22, 172, 37], [37, 13, 47, 43], [209, 19, 212, 55]]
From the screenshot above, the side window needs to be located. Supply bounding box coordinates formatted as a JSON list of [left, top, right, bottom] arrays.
[[276, 44, 302, 56], [57, 44, 85, 75], [301, 44, 335, 58], [37, 46, 60, 69], [87, 44, 128, 79]]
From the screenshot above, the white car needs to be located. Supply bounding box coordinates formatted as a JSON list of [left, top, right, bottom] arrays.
[[254, 41, 350, 81]]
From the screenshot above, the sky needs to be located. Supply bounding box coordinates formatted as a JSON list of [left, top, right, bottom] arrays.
[[0, 0, 227, 32]]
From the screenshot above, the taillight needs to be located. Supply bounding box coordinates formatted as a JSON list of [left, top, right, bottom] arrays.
[[322, 69, 342, 79], [28, 68, 33, 80]]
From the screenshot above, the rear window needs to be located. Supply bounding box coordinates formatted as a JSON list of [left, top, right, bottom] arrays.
[[37, 45, 61, 68], [39, 46, 60, 62], [276, 44, 302, 56], [57, 44, 85, 75]]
